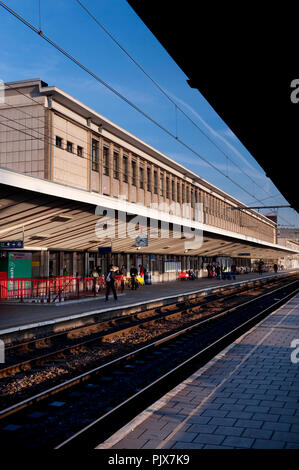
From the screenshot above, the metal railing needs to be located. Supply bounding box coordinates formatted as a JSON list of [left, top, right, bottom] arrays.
[[0, 275, 125, 303]]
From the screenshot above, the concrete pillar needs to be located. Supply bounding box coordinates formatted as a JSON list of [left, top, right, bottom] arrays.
[[119, 147, 123, 198], [59, 252, 64, 275], [126, 253, 130, 276], [128, 152, 132, 202], [151, 163, 155, 204], [157, 167, 161, 206], [109, 144, 114, 196], [40, 250, 49, 277], [73, 252, 77, 276], [84, 252, 89, 276]]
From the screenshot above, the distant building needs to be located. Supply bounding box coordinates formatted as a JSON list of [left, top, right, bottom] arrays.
[[278, 229, 299, 269]]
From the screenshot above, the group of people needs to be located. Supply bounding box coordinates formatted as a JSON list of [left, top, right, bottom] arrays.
[[91, 263, 147, 301], [206, 262, 238, 280]]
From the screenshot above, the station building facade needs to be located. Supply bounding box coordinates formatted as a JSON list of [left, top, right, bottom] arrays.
[[0, 79, 295, 282]]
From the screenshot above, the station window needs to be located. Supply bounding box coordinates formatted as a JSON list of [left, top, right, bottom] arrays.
[[147, 167, 151, 192], [160, 172, 164, 197], [166, 177, 170, 199], [56, 136, 62, 148], [182, 184, 185, 203], [92, 139, 99, 171], [191, 188, 194, 208], [177, 182, 180, 203], [132, 160, 137, 186], [66, 141, 73, 153], [113, 151, 119, 179], [140, 165, 144, 189], [123, 155, 128, 183], [172, 179, 175, 201], [103, 146, 109, 176], [154, 170, 158, 194], [77, 146, 83, 157]]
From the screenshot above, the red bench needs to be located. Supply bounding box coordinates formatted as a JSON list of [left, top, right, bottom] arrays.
[[179, 272, 190, 280]]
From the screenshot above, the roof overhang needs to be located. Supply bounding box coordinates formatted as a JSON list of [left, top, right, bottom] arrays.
[[0, 168, 297, 259]]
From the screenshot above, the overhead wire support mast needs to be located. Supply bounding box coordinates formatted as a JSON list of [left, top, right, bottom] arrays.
[[0, 0, 284, 209]]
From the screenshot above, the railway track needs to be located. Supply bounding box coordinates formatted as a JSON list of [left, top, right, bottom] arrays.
[[0, 275, 298, 450], [0, 274, 294, 381]]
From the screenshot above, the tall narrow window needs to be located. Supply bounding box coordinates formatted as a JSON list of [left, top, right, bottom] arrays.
[[191, 188, 194, 208], [113, 151, 119, 179], [160, 172, 164, 197], [132, 160, 137, 186], [182, 184, 185, 203], [172, 179, 175, 201], [92, 139, 99, 171], [123, 155, 128, 183], [166, 177, 170, 199], [177, 182, 180, 203], [147, 167, 151, 192], [103, 146, 109, 176], [140, 165, 144, 189], [154, 170, 158, 194]]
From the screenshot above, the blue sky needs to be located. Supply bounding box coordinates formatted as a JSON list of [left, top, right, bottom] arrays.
[[0, 0, 298, 228]]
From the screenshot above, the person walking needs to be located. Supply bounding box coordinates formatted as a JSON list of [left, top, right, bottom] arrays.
[[231, 263, 237, 280], [105, 265, 117, 301], [258, 259, 264, 275], [130, 264, 138, 290]]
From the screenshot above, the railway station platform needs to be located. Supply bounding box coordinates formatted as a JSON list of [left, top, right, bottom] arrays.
[[0, 271, 295, 335], [98, 293, 299, 449]]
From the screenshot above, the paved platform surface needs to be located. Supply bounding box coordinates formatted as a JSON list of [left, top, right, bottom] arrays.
[[98, 294, 299, 449], [0, 271, 293, 333]]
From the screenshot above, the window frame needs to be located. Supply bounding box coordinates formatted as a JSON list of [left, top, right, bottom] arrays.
[[132, 159, 137, 186], [77, 145, 83, 157], [56, 136, 62, 148], [123, 154, 128, 183], [92, 138, 99, 172], [103, 145, 110, 176], [113, 150, 119, 180], [66, 140, 73, 153]]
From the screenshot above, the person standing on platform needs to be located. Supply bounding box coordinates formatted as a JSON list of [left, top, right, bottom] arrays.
[[130, 264, 138, 290], [120, 265, 126, 292], [139, 264, 146, 285], [221, 264, 227, 280], [231, 264, 237, 280], [273, 263, 278, 273], [105, 265, 117, 301], [92, 266, 99, 293], [258, 259, 264, 275], [215, 263, 221, 280]]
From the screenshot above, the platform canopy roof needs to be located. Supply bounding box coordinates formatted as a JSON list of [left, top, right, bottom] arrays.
[[0, 169, 298, 260], [127, 1, 298, 212]]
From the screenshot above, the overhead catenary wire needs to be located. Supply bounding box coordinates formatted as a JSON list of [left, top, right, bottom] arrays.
[[74, 0, 280, 203], [0, 1, 291, 216]]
